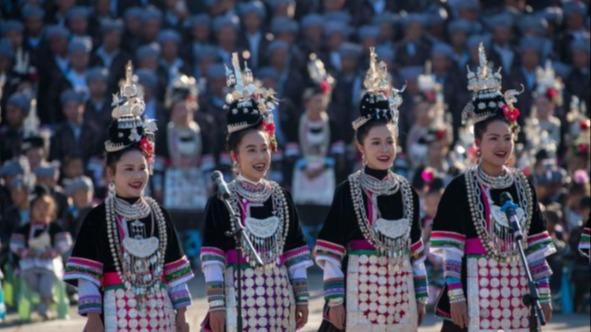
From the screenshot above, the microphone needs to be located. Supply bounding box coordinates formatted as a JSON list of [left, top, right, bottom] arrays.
[[500, 192, 523, 240], [211, 171, 231, 199]]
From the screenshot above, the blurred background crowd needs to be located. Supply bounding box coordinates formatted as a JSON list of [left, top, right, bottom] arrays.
[[0, 0, 589, 321]]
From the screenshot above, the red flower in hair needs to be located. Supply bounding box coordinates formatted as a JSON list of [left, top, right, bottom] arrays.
[[435, 129, 447, 140], [501, 104, 520, 123], [546, 87, 558, 100], [424, 91, 437, 103], [577, 143, 589, 155], [139, 136, 154, 160], [421, 168, 435, 184], [263, 121, 275, 136], [320, 80, 332, 95], [580, 119, 590, 131]]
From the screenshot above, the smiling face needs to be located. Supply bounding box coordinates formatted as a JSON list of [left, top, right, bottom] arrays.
[[357, 123, 397, 171], [108, 149, 149, 198], [476, 120, 514, 170], [233, 129, 271, 182]]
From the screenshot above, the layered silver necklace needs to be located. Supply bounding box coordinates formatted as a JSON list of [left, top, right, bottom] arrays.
[[476, 165, 514, 189], [359, 170, 401, 195], [228, 178, 289, 267], [106, 195, 167, 305], [466, 166, 533, 262], [113, 196, 151, 219], [231, 176, 274, 203], [350, 170, 413, 261]]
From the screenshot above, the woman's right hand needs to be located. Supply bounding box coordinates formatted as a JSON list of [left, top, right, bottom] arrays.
[[327, 304, 346, 330], [450, 301, 469, 329], [84, 313, 104, 332], [209, 310, 226, 332]]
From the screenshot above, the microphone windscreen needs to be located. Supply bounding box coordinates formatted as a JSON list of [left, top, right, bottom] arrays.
[[211, 170, 222, 182], [500, 191, 514, 205]]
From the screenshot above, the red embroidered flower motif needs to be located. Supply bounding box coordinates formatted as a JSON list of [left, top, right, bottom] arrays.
[[139, 136, 154, 159], [320, 80, 332, 95], [501, 104, 520, 123], [580, 119, 590, 131], [546, 87, 558, 100]]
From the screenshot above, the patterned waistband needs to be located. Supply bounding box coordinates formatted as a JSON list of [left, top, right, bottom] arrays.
[[348, 239, 416, 255], [465, 238, 487, 255], [102, 272, 165, 287], [225, 249, 281, 265], [349, 239, 375, 251]]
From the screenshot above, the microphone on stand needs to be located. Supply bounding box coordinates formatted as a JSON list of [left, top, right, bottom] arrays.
[[500, 192, 523, 240], [211, 170, 231, 199], [501, 192, 546, 330]]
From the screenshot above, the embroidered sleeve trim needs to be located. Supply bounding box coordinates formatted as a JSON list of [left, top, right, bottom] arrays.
[[163, 255, 195, 287], [314, 239, 346, 264], [64, 256, 104, 286]]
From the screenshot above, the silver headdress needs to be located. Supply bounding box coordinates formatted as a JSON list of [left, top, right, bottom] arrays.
[[418, 61, 443, 102], [534, 60, 563, 105], [164, 73, 199, 109], [224, 52, 278, 135], [307, 53, 335, 95], [352, 47, 404, 131], [105, 62, 157, 153], [462, 43, 522, 125]]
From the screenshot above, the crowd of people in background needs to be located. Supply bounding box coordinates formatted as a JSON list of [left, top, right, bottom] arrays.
[[0, 0, 589, 321]]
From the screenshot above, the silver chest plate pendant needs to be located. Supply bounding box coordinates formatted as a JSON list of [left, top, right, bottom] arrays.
[[374, 218, 410, 239], [245, 216, 281, 239], [122, 236, 160, 258]]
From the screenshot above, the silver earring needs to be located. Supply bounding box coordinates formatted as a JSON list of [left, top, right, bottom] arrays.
[[108, 182, 115, 198], [232, 161, 239, 176]]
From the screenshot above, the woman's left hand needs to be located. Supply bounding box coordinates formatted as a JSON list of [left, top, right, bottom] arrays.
[[295, 304, 309, 329], [176, 308, 190, 332], [417, 302, 426, 325]]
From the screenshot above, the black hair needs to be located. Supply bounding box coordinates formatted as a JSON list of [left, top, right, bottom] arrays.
[[105, 144, 144, 171], [226, 124, 266, 153], [473, 114, 514, 140], [30, 185, 57, 214], [426, 177, 445, 194], [355, 119, 396, 145]]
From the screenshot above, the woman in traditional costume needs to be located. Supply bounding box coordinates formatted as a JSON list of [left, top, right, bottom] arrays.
[[314, 48, 428, 332], [64, 63, 194, 332], [200, 53, 312, 332], [430, 44, 555, 332], [291, 54, 337, 245]]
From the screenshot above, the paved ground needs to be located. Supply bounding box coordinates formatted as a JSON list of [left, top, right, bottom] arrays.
[[1, 270, 589, 331]]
